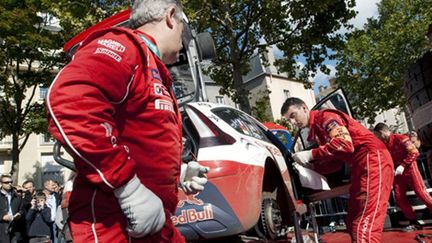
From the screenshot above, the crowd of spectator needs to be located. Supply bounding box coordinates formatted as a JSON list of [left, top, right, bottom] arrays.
[[0, 173, 74, 243]]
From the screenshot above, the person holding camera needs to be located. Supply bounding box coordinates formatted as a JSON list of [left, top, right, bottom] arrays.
[[26, 192, 53, 243]]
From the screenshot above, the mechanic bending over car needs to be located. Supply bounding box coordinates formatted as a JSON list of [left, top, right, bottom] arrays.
[[374, 123, 432, 230], [281, 97, 394, 243], [46, 0, 208, 242]]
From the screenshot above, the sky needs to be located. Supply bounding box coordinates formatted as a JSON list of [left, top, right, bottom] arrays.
[[311, 0, 380, 94]]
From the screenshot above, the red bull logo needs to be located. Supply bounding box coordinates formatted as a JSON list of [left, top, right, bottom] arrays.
[[171, 205, 214, 225], [177, 193, 204, 207]]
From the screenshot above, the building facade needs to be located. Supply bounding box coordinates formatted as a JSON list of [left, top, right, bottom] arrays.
[[0, 86, 73, 188], [204, 49, 316, 121]]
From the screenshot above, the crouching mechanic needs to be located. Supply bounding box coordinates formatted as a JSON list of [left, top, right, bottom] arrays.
[[281, 98, 394, 243], [374, 123, 432, 229], [46, 0, 208, 242]]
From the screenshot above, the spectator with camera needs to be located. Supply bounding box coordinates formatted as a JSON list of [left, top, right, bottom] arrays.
[[26, 191, 53, 243], [22, 180, 36, 210]]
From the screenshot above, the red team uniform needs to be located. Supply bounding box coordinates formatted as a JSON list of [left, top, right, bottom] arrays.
[[47, 27, 185, 242], [385, 133, 432, 221], [308, 110, 394, 243]]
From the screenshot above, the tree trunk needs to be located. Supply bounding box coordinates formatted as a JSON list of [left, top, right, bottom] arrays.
[[232, 62, 251, 114], [10, 134, 20, 183]]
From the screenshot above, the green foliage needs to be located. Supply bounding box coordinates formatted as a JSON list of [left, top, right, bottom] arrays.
[[335, 0, 432, 123], [251, 89, 272, 122], [183, 0, 356, 113], [274, 118, 298, 137], [51, 0, 129, 41], [0, 1, 65, 139]]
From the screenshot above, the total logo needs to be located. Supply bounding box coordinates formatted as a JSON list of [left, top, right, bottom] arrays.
[[171, 205, 214, 225]]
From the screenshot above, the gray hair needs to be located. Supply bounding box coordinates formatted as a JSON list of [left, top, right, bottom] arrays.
[[130, 0, 183, 29]]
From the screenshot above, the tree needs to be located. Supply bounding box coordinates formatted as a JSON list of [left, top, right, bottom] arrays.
[[0, 1, 66, 181], [51, 1, 128, 42], [0, 0, 129, 180], [335, 0, 432, 122], [251, 89, 272, 122], [183, 0, 356, 114]]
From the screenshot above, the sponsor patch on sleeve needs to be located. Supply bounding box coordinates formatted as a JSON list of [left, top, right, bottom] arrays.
[[402, 138, 413, 146], [94, 47, 122, 62], [155, 99, 174, 113], [151, 69, 162, 81], [97, 39, 126, 52], [153, 83, 171, 96], [403, 138, 417, 152], [324, 120, 339, 133]]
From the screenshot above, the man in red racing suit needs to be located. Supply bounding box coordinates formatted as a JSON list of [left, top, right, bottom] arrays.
[[374, 123, 432, 226], [281, 98, 393, 243], [46, 1, 204, 242]]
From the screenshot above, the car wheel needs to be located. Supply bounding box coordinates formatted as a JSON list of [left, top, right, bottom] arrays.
[[254, 192, 284, 240]]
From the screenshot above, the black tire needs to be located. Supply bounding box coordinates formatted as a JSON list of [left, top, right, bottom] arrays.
[[196, 32, 216, 61], [404, 51, 432, 146], [254, 191, 285, 240]]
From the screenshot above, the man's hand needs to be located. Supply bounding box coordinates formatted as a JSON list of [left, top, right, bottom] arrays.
[[180, 161, 209, 195], [2, 214, 13, 222], [114, 175, 165, 238], [292, 150, 313, 168], [30, 199, 36, 209], [395, 165, 405, 176]]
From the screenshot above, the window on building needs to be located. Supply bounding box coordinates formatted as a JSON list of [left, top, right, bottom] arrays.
[[41, 133, 55, 145], [283, 89, 290, 99], [215, 96, 224, 104], [39, 86, 48, 100], [41, 153, 64, 183]]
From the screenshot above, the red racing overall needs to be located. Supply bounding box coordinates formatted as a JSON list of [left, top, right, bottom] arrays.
[[47, 27, 184, 242], [385, 133, 432, 220], [308, 110, 393, 243]]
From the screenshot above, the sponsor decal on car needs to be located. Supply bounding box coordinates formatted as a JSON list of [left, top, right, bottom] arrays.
[[209, 114, 220, 122], [97, 39, 126, 52], [177, 194, 204, 207], [196, 102, 213, 108], [171, 205, 214, 225], [264, 145, 282, 157]]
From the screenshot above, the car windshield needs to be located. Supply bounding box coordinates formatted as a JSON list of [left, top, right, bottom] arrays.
[[168, 47, 195, 100], [168, 22, 196, 102]]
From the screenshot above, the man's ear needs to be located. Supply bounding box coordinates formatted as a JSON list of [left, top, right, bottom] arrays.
[[166, 7, 176, 29]]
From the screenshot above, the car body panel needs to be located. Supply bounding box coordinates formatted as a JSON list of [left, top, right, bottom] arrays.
[[173, 102, 300, 239]]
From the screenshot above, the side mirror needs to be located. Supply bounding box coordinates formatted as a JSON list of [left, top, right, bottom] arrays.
[[196, 32, 216, 61]]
